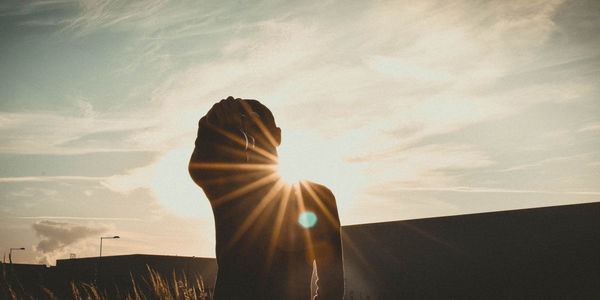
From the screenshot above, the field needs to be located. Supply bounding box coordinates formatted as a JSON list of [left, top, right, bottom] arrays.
[[1, 264, 211, 300]]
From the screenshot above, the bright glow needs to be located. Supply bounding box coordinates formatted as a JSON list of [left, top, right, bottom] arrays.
[[276, 130, 339, 184], [276, 132, 309, 184], [276, 129, 364, 213], [298, 211, 317, 228], [276, 158, 303, 185], [151, 147, 212, 217]]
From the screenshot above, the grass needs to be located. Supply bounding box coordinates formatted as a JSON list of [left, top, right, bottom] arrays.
[[1, 264, 211, 300]]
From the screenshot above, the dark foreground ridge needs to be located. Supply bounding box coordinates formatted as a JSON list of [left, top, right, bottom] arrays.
[[3, 202, 599, 299]]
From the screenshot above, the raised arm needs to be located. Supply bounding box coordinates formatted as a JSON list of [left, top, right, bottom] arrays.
[[188, 115, 218, 187]]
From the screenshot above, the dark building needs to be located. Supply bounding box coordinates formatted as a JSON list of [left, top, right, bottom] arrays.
[[0, 262, 49, 298], [341, 201, 600, 299], [2, 202, 599, 299], [55, 254, 217, 299], [1, 255, 217, 300]]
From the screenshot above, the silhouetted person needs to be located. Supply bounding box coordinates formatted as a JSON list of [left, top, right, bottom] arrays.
[[189, 97, 344, 299]]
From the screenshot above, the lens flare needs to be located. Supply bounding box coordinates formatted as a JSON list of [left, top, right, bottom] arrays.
[[298, 211, 317, 228]]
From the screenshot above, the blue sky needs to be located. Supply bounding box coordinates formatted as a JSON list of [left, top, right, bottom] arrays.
[[1, 0, 598, 265]]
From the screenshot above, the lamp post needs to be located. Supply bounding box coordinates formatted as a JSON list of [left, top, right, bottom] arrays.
[[9, 247, 25, 264], [99, 236, 120, 258], [97, 236, 119, 287]]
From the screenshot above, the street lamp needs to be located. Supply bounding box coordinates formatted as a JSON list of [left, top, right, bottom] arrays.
[[9, 247, 25, 264], [99, 236, 120, 257], [97, 236, 119, 287]]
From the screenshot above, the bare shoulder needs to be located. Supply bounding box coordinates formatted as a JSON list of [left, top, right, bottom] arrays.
[[301, 180, 338, 212], [301, 181, 341, 232], [302, 180, 335, 199]]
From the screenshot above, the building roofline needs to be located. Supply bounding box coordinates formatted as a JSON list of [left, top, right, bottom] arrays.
[[55, 253, 215, 263], [342, 201, 600, 229]]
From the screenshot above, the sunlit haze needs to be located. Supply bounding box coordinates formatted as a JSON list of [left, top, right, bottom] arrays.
[[1, 0, 598, 265]]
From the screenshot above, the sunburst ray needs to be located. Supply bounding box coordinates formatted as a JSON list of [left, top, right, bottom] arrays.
[[212, 172, 280, 206], [225, 179, 286, 250], [208, 121, 279, 163], [295, 184, 315, 261], [265, 183, 293, 270]]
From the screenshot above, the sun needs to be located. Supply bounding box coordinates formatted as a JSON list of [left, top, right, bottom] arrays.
[[275, 129, 363, 215], [276, 150, 306, 185], [276, 131, 318, 185], [275, 130, 338, 186]]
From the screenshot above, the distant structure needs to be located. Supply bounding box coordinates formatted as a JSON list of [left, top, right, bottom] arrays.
[[1, 255, 217, 300], [56, 254, 217, 298], [1, 202, 598, 299], [1, 262, 49, 298], [341, 202, 600, 299], [69, 253, 76, 259]]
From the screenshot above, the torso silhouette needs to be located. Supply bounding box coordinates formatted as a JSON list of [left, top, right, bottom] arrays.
[[189, 100, 343, 300]]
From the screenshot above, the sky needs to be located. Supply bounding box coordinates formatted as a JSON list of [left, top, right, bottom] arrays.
[[1, 0, 598, 266]]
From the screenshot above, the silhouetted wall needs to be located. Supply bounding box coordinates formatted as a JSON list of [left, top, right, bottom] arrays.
[[341, 202, 600, 299], [3, 203, 598, 299]]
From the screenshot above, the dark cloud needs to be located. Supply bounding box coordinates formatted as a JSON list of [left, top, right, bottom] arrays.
[[32, 220, 107, 253]]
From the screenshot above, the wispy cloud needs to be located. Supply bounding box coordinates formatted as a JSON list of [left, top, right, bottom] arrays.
[[348, 143, 495, 188], [64, 0, 168, 33], [371, 186, 600, 196], [1, 0, 586, 159], [0, 175, 105, 183], [578, 122, 600, 132], [497, 153, 591, 172], [99, 165, 152, 193], [0, 0, 75, 17], [77, 0, 594, 217], [9, 187, 58, 197], [17, 216, 142, 221], [0, 111, 164, 154]]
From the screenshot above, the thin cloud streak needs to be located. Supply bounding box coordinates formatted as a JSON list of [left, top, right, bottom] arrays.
[[578, 122, 600, 132], [15, 216, 143, 221], [0, 176, 106, 182], [0, 111, 160, 155], [496, 153, 592, 172], [381, 186, 600, 196]]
